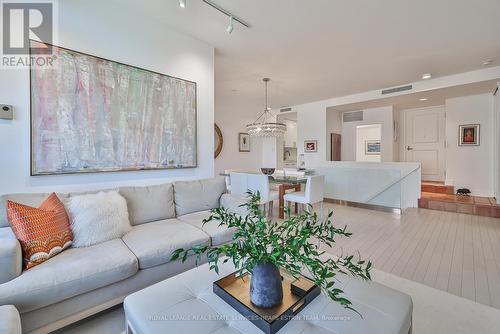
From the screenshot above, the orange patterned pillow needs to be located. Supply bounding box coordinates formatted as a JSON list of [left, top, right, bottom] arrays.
[[7, 193, 73, 269]]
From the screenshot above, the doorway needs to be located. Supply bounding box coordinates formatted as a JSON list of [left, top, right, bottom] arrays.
[[404, 106, 446, 181], [356, 124, 382, 162]]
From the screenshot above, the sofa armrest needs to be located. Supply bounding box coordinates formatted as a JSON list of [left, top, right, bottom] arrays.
[[0, 227, 22, 284], [0, 305, 21, 334], [220, 193, 250, 216]]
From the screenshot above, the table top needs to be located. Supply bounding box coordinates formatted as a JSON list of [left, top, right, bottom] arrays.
[[220, 171, 311, 185]]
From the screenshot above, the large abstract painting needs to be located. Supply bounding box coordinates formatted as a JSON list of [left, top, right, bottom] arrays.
[[30, 41, 197, 175]]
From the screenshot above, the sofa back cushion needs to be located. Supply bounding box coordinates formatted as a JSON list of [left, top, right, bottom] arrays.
[[174, 178, 227, 216], [119, 183, 175, 225], [0, 193, 69, 228]]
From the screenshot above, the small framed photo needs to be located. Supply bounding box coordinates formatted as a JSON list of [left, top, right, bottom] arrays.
[[304, 140, 317, 153], [459, 124, 480, 146], [239, 133, 250, 152], [365, 140, 381, 155]]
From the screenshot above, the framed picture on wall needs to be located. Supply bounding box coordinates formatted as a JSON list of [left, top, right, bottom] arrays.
[[239, 133, 250, 152], [459, 124, 480, 146], [365, 140, 381, 155], [304, 140, 317, 153]]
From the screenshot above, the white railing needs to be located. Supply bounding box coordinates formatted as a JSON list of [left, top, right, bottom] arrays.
[[314, 162, 421, 211]]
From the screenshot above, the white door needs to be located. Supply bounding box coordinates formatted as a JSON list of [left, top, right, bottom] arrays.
[[404, 107, 446, 181]]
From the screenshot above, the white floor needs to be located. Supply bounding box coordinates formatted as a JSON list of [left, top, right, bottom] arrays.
[[54, 204, 500, 333]]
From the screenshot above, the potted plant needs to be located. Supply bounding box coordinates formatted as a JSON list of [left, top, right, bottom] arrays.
[[171, 192, 372, 312]]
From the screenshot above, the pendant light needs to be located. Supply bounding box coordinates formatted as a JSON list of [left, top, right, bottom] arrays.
[[246, 78, 286, 137]]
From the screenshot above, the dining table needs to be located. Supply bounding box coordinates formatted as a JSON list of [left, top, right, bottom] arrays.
[[220, 171, 308, 219]]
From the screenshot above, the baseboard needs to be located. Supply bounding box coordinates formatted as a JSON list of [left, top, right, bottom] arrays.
[[324, 198, 401, 214], [26, 296, 125, 334]]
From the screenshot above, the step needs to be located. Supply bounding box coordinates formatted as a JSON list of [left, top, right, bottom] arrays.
[[419, 192, 500, 217], [421, 182, 454, 195]]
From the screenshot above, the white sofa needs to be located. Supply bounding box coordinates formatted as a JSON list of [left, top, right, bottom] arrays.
[[0, 177, 240, 334]]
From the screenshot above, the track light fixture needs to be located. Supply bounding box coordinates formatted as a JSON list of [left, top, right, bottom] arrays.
[[179, 0, 186, 8], [201, 0, 250, 34], [226, 16, 234, 34]]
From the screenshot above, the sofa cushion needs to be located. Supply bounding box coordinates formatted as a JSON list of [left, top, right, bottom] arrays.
[[174, 178, 226, 216], [0, 305, 21, 334], [0, 227, 22, 284], [119, 183, 175, 225], [0, 193, 69, 228], [122, 219, 210, 269], [220, 193, 250, 216], [177, 211, 236, 246], [0, 239, 138, 313]]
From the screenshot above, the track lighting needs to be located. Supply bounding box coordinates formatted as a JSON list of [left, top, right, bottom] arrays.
[[179, 0, 186, 8], [226, 16, 234, 34]]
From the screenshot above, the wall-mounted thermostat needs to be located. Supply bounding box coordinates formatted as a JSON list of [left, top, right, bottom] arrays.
[[0, 105, 13, 120]]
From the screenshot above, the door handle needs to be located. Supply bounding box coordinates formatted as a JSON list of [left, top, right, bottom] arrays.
[[406, 146, 413, 151]]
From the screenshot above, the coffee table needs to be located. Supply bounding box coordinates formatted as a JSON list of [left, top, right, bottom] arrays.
[[124, 262, 412, 334]]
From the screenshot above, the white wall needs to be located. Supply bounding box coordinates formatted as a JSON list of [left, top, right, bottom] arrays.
[[0, 0, 215, 195], [356, 125, 382, 162], [214, 105, 263, 174], [341, 106, 394, 162], [495, 83, 500, 203], [445, 94, 495, 197], [296, 101, 328, 168]]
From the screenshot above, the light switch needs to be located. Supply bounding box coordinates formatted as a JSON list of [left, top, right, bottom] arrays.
[[0, 105, 13, 120]]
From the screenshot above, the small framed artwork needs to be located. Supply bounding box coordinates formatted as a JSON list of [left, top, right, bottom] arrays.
[[304, 140, 317, 153], [239, 133, 250, 152], [459, 124, 480, 146], [365, 140, 381, 155]]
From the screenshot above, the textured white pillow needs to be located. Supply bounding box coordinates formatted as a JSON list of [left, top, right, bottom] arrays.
[[67, 190, 132, 248]]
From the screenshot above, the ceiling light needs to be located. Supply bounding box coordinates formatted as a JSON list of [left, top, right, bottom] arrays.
[[483, 59, 493, 66], [419, 98, 428, 101], [246, 78, 287, 137], [422, 73, 432, 80], [179, 0, 186, 8], [226, 16, 234, 34]]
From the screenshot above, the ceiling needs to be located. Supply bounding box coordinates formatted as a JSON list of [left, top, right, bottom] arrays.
[[112, 0, 500, 112], [327, 80, 499, 112]]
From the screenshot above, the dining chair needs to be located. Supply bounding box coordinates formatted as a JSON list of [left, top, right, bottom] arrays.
[[230, 172, 279, 217], [224, 169, 243, 192], [283, 175, 325, 216]]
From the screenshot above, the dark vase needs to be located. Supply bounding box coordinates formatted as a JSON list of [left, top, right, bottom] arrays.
[[250, 262, 283, 308]]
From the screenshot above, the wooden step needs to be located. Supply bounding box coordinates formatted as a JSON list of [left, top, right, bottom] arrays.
[[421, 182, 454, 195], [419, 192, 500, 217]]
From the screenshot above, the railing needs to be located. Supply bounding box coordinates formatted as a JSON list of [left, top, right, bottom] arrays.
[[314, 162, 421, 212]]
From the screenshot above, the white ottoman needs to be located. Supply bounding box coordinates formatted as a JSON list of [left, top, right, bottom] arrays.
[[124, 263, 412, 334], [0, 305, 22, 334]]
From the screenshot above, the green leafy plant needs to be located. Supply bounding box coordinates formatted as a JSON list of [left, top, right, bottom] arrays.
[[171, 191, 372, 313]]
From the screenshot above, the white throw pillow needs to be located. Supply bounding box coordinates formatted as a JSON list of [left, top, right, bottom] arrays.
[[67, 190, 132, 248]]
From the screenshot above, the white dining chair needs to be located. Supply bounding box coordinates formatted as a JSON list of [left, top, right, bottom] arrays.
[[224, 169, 243, 192], [283, 175, 325, 215], [230, 172, 279, 217]]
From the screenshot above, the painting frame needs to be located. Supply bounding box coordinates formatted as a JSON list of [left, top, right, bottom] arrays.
[[304, 140, 318, 153], [29, 40, 198, 175], [458, 124, 480, 146], [239, 133, 250, 152], [365, 140, 381, 155]]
